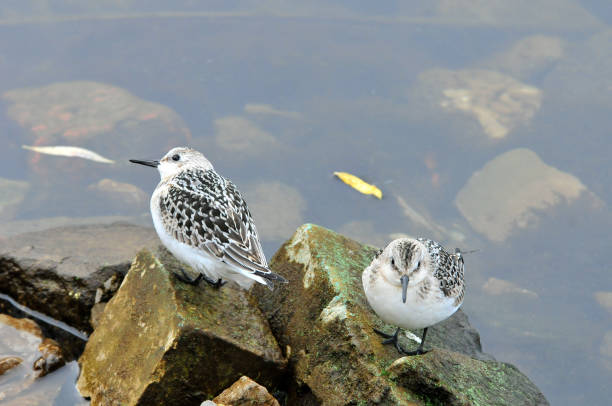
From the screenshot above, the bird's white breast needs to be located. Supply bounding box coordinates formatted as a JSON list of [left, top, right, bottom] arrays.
[[362, 267, 461, 329]]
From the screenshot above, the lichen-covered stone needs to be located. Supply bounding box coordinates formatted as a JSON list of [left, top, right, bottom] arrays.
[[213, 376, 280, 406], [77, 247, 286, 406], [388, 348, 549, 406], [253, 223, 548, 405]]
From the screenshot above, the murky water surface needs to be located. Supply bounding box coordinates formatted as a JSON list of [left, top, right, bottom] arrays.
[[1, 2, 611, 405]]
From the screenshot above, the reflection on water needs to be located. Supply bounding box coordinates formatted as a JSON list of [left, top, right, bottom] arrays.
[[1, 2, 611, 405]]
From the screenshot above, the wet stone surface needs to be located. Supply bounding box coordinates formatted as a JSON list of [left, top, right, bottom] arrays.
[[0, 222, 159, 333], [253, 223, 548, 405], [77, 246, 286, 406]]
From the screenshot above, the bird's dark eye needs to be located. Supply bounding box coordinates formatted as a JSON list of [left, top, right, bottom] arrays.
[[391, 258, 395, 267], [417, 261, 421, 268], [172, 154, 180, 161]]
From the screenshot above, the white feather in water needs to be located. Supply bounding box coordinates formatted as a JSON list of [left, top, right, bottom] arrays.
[[22, 145, 115, 164]]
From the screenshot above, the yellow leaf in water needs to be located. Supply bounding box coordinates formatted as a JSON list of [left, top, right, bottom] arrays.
[[333, 172, 382, 199]]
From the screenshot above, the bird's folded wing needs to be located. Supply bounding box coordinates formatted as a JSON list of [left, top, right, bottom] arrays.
[[162, 173, 272, 277]]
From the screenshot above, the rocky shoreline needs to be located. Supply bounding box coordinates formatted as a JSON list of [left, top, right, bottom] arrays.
[[0, 222, 549, 405]]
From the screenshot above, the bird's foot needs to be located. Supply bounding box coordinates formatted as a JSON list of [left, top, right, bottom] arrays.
[[374, 327, 407, 354], [399, 327, 429, 356], [174, 269, 203, 286], [201, 274, 226, 289], [401, 348, 428, 356]]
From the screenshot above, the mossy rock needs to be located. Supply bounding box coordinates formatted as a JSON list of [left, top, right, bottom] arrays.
[[77, 246, 286, 406], [253, 224, 548, 405], [388, 348, 549, 406]]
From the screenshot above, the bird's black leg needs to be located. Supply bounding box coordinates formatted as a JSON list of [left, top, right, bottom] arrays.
[[200, 273, 226, 289], [374, 327, 406, 354], [174, 268, 204, 286], [403, 327, 428, 356]]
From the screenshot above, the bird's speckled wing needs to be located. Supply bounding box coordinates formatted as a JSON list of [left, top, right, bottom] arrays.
[[418, 238, 464, 302], [158, 168, 284, 282]]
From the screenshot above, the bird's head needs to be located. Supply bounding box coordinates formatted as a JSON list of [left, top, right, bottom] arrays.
[[378, 238, 429, 303], [130, 147, 213, 180]]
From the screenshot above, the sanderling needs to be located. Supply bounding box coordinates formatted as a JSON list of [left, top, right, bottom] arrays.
[[362, 237, 464, 355], [130, 147, 287, 290]]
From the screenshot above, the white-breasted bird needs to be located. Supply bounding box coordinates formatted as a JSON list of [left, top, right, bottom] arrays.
[[130, 147, 286, 290], [362, 237, 465, 355]]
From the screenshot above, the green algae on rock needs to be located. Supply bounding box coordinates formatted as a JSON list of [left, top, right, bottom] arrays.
[[389, 348, 549, 406], [76, 247, 286, 406], [253, 223, 548, 405]]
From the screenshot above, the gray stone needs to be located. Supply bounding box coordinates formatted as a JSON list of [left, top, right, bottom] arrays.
[[0, 222, 159, 332]]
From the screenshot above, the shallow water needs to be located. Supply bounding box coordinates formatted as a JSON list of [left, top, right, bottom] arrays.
[[1, 2, 611, 405]]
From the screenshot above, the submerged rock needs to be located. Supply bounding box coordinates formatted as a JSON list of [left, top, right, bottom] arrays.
[[0, 313, 74, 404], [482, 277, 538, 299], [0, 356, 22, 376], [413, 68, 542, 140], [253, 223, 548, 405], [455, 148, 597, 242], [0, 222, 158, 332], [213, 376, 280, 406], [77, 247, 286, 406], [33, 338, 65, 377]]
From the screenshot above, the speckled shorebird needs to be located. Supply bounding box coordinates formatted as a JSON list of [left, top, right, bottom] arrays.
[[362, 237, 465, 355], [130, 147, 287, 290]]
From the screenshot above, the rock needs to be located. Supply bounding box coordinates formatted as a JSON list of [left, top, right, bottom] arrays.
[[594, 291, 612, 315], [414, 69, 542, 140], [214, 116, 278, 156], [0, 222, 159, 332], [76, 246, 286, 406], [0, 178, 29, 221], [253, 224, 546, 405], [0, 356, 22, 375], [0, 215, 151, 239], [2, 81, 190, 154], [388, 348, 549, 406], [2, 81, 190, 217], [482, 277, 538, 299], [243, 181, 306, 242], [213, 376, 280, 406], [0, 313, 43, 338], [33, 338, 65, 378], [0, 314, 77, 404], [89, 302, 106, 330], [455, 148, 596, 242]]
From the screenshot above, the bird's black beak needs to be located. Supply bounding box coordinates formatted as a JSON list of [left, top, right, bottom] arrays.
[[401, 275, 409, 303], [129, 159, 159, 168]]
